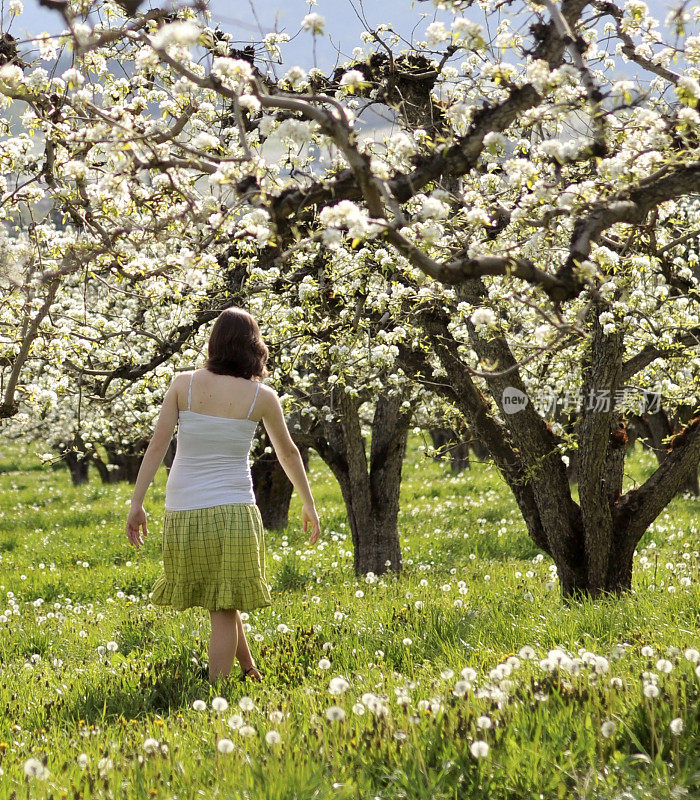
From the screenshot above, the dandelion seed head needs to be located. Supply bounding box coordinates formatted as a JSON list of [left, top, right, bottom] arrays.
[[326, 705, 346, 721], [24, 757, 49, 779], [265, 729, 281, 745], [143, 738, 159, 754], [329, 676, 350, 695], [227, 714, 243, 729], [239, 696, 255, 711], [470, 740, 489, 758], [670, 718, 684, 735]]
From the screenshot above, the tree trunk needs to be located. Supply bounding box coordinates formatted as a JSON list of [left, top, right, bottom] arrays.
[[57, 434, 90, 486], [629, 409, 700, 496], [401, 285, 700, 599], [337, 471, 404, 574], [163, 436, 177, 475], [251, 430, 309, 530], [93, 440, 148, 483], [298, 390, 412, 576], [429, 427, 470, 472]]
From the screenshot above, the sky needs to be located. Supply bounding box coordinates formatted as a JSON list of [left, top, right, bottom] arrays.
[[6, 0, 453, 72], [3, 0, 690, 74]]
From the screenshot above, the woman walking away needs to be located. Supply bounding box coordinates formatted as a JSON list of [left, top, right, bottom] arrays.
[[125, 308, 321, 683]]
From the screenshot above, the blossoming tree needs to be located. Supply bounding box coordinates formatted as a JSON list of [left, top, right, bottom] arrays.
[[1, 0, 699, 595]]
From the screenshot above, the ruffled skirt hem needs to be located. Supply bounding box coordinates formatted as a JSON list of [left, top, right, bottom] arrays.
[[150, 575, 272, 612]]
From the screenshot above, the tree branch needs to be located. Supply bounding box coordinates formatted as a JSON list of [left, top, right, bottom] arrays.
[[616, 416, 700, 542], [621, 326, 700, 383]]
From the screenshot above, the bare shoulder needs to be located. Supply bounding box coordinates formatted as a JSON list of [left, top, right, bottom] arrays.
[[170, 371, 193, 407], [255, 382, 279, 408], [173, 371, 195, 390]]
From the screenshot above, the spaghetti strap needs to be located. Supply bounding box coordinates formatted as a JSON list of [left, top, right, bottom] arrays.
[[246, 381, 261, 420], [187, 371, 195, 411]]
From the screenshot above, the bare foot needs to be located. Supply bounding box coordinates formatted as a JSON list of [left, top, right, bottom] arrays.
[[239, 662, 262, 681]]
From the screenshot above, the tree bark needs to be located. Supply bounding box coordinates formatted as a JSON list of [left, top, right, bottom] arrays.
[[400, 279, 700, 598], [629, 408, 700, 495], [93, 440, 148, 483], [251, 428, 309, 530], [163, 436, 177, 476], [429, 427, 470, 472], [56, 434, 90, 486], [576, 304, 625, 595], [297, 390, 411, 576]]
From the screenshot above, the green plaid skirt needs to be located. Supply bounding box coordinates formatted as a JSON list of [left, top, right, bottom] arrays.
[[150, 503, 272, 612]]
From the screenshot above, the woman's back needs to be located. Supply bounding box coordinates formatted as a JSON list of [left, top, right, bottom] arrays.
[[164, 370, 261, 511], [182, 369, 263, 421]]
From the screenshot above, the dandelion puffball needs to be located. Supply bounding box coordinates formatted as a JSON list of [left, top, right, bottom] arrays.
[[24, 757, 49, 779], [470, 740, 489, 759], [329, 676, 350, 695], [670, 718, 684, 735], [265, 730, 282, 745], [326, 705, 346, 722], [239, 696, 255, 711]]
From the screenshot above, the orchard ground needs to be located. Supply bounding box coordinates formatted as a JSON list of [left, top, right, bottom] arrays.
[[0, 438, 698, 800]]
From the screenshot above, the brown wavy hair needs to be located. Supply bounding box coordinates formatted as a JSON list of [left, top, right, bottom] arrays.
[[204, 308, 269, 379]]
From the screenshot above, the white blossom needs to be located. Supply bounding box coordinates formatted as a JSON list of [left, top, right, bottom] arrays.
[[301, 13, 325, 35], [425, 22, 450, 46], [151, 21, 200, 49], [677, 76, 700, 101], [470, 307, 497, 330], [339, 70, 366, 90]]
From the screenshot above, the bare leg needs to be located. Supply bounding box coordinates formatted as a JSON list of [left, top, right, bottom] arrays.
[[208, 609, 239, 681], [235, 611, 261, 680]]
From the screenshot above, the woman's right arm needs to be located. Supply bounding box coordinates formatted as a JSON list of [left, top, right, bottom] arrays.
[[259, 387, 320, 543]]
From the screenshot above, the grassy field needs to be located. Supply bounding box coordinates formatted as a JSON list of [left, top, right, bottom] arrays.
[[0, 438, 698, 800]]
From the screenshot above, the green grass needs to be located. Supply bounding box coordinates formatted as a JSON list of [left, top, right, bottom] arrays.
[[0, 439, 697, 799]]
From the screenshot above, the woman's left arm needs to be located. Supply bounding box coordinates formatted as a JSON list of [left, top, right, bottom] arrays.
[[126, 377, 181, 548]]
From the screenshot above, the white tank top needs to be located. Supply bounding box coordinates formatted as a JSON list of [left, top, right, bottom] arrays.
[[164, 371, 261, 511]]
